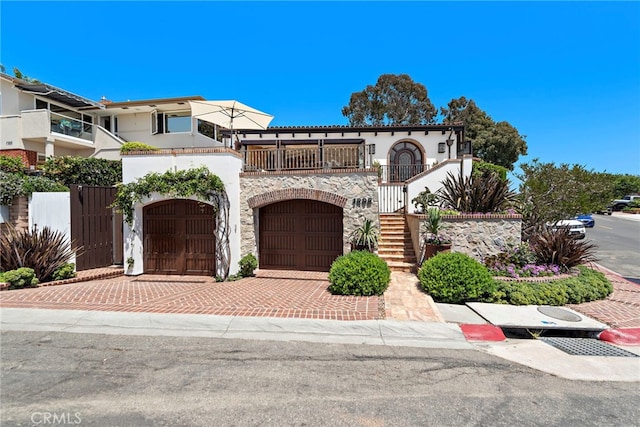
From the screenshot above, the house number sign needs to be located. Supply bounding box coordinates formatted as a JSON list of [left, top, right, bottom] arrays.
[[352, 197, 372, 208]]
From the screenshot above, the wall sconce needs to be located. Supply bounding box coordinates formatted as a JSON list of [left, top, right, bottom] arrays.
[[368, 145, 376, 155], [438, 142, 446, 153]]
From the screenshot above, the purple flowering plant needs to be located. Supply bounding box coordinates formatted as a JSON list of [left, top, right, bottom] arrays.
[[484, 241, 562, 278]]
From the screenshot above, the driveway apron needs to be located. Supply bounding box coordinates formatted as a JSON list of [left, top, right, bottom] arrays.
[[0, 270, 382, 321]]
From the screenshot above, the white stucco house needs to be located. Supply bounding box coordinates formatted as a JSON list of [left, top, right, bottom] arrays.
[[1, 72, 474, 277]]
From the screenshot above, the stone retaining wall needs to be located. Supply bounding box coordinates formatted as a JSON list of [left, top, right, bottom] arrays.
[[239, 170, 379, 257], [407, 213, 522, 263]]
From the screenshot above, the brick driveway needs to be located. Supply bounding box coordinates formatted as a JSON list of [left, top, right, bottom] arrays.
[[0, 270, 382, 321]]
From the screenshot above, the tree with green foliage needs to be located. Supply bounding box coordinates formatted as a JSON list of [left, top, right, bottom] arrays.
[[516, 159, 614, 239], [342, 74, 437, 126], [441, 97, 527, 170], [12, 67, 40, 83], [610, 173, 640, 198]]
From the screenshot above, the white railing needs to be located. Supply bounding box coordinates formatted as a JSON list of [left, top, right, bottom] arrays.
[[378, 183, 406, 213], [243, 145, 365, 171]]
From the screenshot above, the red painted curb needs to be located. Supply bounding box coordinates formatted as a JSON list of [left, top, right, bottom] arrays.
[[598, 328, 640, 346], [460, 324, 506, 342]]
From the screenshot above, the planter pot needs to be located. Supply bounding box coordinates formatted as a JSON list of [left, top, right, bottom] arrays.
[[423, 243, 451, 260], [351, 243, 374, 252]]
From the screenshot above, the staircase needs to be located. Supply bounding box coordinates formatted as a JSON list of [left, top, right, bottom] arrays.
[[378, 213, 417, 272]]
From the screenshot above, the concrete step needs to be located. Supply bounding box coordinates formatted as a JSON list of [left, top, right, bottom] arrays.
[[378, 253, 417, 262], [385, 260, 417, 273]]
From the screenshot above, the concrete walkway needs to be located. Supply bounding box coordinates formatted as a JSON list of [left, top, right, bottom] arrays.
[[384, 272, 444, 322]]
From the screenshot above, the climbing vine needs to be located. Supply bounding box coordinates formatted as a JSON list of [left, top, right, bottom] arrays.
[[112, 166, 225, 224]]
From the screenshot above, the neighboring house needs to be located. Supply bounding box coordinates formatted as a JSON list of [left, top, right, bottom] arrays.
[[1, 73, 474, 277], [1, 73, 110, 166]]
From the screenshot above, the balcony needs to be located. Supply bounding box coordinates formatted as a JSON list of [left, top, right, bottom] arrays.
[[242, 145, 365, 172], [49, 112, 94, 142], [20, 109, 95, 146], [241, 144, 435, 184]]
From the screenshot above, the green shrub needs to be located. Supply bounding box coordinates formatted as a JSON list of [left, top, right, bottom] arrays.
[[1, 268, 39, 289], [21, 176, 69, 194], [0, 172, 68, 206], [328, 251, 391, 296], [0, 171, 23, 205], [51, 263, 77, 281], [472, 161, 509, 181], [120, 142, 159, 153], [491, 266, 612, 305], [418, 252, 496, 303], [42, 156, 122, 187], [238, 254, 258, 278], [0, 155, 26, 175]]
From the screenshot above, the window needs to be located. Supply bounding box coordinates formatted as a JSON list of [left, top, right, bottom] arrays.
[[197, 119, 223, 142], [152, 111, 191, 134]]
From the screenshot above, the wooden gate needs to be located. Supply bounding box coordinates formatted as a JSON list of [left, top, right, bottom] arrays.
[[70, 185, 123, 271], [143, 200, 216, 275], [259, 199, 343, 271]]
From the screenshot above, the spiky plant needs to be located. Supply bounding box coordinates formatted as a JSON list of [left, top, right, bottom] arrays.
[[0, 225, 78, 281], [530, 227, 597, 271], [350, 218, 379, 251], [438, 170, 514, 213]]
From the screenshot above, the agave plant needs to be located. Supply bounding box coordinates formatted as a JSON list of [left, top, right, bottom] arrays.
[[0, 225, 79, 282], [350, 218, 379, 251], [438, 170, 514, 213]]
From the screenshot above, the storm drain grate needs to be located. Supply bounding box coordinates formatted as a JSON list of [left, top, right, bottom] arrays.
[[540, 337, 639, 357]]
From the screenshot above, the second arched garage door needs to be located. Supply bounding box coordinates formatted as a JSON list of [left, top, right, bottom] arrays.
[[143, 200, 216, 275], [259, 199, 343, 271]]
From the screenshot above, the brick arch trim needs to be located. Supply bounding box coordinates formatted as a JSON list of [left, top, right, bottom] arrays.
[[247, 188, 348, 209]]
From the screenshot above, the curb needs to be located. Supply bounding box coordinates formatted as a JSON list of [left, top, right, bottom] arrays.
[[460, 324, 506, 342], [598, 328, 640, 346]]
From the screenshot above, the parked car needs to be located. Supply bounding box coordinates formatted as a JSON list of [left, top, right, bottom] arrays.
[[608, 195, 640, 212], [575, 213, 595, 228], [548, 220, 586, 239]]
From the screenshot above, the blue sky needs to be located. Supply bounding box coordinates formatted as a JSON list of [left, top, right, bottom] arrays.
[[1, 1, 639, 177]]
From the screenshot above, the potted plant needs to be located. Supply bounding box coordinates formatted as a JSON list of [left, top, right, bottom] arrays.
[[421, 208, 452, 262], [350, 218, 379, 252], [372, 161, 383, 182]]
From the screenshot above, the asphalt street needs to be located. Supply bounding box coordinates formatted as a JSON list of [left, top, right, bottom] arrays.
[[587, 213, 640, 281], [1, 331, 638, 427]]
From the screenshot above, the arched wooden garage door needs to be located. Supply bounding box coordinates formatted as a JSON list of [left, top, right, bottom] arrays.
[[143, 200, 216, 275], [259, 200, 343, 271]]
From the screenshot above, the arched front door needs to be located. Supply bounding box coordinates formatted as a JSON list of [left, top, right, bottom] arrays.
[[389, 141, 424, 182]]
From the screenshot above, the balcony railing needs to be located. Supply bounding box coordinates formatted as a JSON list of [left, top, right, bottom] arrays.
[[380, 164, 429, 183], [243, 145, 365, 172], [50, 112, 94, 142]]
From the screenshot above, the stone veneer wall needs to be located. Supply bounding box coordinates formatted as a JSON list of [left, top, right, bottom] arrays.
[[239, 170, 379, 258], [407, 213, 522, 263]]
